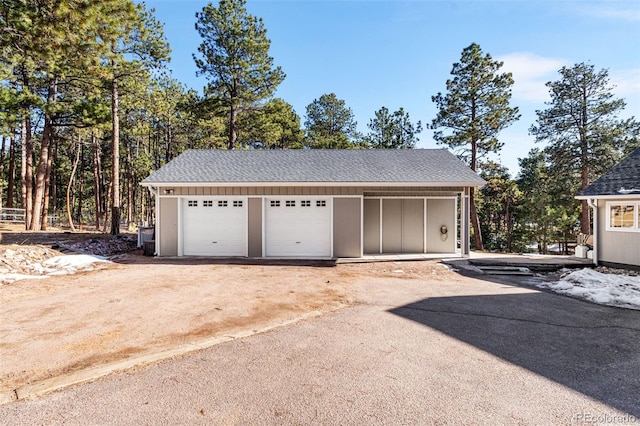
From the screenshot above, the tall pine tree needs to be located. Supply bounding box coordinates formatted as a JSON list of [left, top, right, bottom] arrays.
[[194, 0, 285, 150], [431, 43, 520, 250], [530, 62, 638, 234]]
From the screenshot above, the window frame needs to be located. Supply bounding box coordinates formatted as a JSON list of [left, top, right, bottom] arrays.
[[605, 201, 640, 232]]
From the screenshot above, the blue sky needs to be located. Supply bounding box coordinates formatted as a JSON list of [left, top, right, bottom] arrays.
[[145, 0, 640, 176]]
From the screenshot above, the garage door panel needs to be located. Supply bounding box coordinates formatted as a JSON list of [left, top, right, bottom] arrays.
[[182, 199, 246, 256], [266, 198, 331, 257]]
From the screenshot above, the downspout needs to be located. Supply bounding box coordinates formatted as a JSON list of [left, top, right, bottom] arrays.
[[587, 198, 598, 266]]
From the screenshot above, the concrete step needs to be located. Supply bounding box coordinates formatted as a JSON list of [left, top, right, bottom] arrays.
[[477, 266, 534, 276]]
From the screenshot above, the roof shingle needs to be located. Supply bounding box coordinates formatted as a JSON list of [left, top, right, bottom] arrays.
[[580, 148, 640, 196], [141, 149, 485, 186]]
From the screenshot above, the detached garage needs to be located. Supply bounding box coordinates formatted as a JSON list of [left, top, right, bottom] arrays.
[[141, 149, 484, 258]]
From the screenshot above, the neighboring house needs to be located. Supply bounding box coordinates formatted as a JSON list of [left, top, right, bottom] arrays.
[[577, 147, 640, 268], [140, 149, 485, 258]]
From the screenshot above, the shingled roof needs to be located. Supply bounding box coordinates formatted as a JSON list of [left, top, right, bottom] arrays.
[[580, 148, 640, 197], [141, 149, 485, 186]]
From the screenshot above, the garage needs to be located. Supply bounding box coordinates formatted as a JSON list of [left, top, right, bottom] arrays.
[[265, 197, 331, 257], [181, 198, 247, 256]]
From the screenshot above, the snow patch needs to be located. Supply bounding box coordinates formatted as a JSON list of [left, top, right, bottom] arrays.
[[538, 268, 640, 310], [0, 254, 109, 285]]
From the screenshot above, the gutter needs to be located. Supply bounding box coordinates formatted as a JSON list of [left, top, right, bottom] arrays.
[[139, 181, 486, 188]]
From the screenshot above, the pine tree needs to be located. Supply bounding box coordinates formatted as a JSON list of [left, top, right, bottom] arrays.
[[530, 62, 638, 234], [431, 43, 520, 250], [194, 0, 285, 150], [304, 93, 357, 149]]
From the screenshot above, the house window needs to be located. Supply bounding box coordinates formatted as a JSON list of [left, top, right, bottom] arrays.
[[203, 200, 213, 207], [316, 200, 326, 207], [187, 200, 198, 207], [301, 200, 311, 207], [286, 200, 296, 207], [270, 200, 280, 207], [233, 200, 243, 207], [218, 200, 228, 207], [606, 202, 640, 232]]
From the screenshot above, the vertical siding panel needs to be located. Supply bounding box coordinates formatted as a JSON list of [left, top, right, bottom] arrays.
[[196, 187, 204, 196], [295, 187, 302, 195]]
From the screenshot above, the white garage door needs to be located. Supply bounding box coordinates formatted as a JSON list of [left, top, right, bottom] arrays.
[[182, 198, 247, 256], [266, 197, 331, 257]]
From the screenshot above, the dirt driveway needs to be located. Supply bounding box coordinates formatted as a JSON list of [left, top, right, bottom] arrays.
[[0, 254, 454, 397]]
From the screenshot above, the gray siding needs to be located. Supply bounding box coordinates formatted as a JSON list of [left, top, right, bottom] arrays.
[[380, 199, 425, 253], [333, 198, 362, 258], [363, 199, 381, 254], [597, 201, 640, 267], [382, 199, 403, 252], [159, 198, 178, 256], [248, 198, 262, 257], [426, 199, 456, 253], [402, 199, 424, 252]]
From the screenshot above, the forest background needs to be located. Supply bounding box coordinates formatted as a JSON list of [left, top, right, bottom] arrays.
[[1, 0, 638, 253]]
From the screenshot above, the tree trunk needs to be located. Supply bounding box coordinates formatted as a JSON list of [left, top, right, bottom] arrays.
[[50, 137, 58, 226], [92, 132, 102, 230], [41, 136, 55, 230], [0, 135, 5, 207], [22, 116, 33, 229], [30, 78, 57, 231], [7, 132, 16, 208], [66, 136, 81, 232], [228, 103, 237, 150], [77, 142, 84, 230], [126, 136, 134, 226], [469, 132, 484, 251], [111, 74, 120, 235], [103, 178, 113, 234], [469, 188, 483, 251]]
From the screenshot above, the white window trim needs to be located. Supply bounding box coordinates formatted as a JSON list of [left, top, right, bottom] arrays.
[[605, 201, 640, 232]]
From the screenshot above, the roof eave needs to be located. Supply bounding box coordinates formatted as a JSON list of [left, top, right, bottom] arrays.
[[576, 194, 640, 200], [140, 181, 486, 188]]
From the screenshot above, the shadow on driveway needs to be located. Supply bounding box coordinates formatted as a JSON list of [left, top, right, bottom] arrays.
[[389, 289, 640, 417]]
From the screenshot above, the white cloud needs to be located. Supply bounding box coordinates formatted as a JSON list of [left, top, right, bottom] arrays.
[[498, 52, 566, 103], [610, 68, 640, 110], [580, 4, 640, 22]]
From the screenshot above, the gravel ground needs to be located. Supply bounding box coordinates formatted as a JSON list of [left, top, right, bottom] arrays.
[[1, 269, 639, 425]]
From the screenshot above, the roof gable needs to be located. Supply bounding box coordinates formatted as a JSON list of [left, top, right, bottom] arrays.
[[141, 149, 485, 186], [580, 148, 640, 197]]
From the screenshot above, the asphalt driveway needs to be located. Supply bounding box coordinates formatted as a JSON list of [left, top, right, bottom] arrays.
[[1, 262, 639, 425]]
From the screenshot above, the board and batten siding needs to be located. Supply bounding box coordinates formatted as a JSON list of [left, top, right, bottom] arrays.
[[155, 187, 462, 257], [597, 200, 640, 267], [425, 199, 456, 253], [159, 198, 178, 256], [164, 186, 363, 196], [248, 198, 262, 257], [333, 198, 362, 258]]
